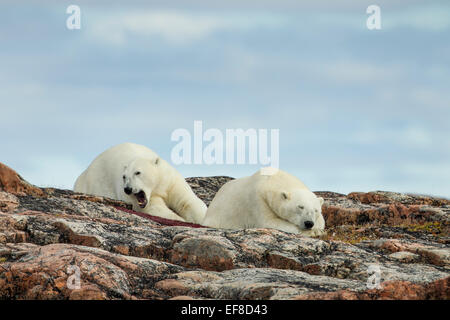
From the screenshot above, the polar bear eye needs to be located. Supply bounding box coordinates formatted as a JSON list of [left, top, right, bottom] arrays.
[[135, 171, 141, 176], [122, 175, 125, 180], [298, 205, 304, 210]]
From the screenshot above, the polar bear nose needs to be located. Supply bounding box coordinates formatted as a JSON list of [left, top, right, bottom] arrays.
[[124, 187, 132, 195], [304, 221, 314, 229]]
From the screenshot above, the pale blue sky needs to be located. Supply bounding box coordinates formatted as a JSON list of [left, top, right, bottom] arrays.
[[1, 0, 449, 198]]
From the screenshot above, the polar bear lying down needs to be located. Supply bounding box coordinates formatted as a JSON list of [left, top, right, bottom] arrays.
[[202, 168, 325, 236], [74, 143, 206, 224]]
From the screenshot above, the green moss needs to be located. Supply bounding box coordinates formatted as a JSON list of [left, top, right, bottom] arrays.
[[405, 221, 445, 236], [320, 227, 378, 244]]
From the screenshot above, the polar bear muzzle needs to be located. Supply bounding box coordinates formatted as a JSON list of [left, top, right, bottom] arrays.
[[135, 190, 147, 208], [304, 220, 314, 229]]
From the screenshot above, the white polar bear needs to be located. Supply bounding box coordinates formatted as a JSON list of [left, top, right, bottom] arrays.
[[202, 168, 325, 236], [73, 142, 206, 224]]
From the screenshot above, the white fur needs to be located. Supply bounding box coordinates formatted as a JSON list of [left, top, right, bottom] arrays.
[[202, 168, 325, 236], [74, 143, 206, 223]]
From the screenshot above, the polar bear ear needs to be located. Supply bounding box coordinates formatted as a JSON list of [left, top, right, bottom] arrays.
[[318, 197, 324, 206], [281, 191, 290, 200], [154, 157, 160, 165]]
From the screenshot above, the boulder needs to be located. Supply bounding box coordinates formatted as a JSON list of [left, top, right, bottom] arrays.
[[0, 162, 448, 300]]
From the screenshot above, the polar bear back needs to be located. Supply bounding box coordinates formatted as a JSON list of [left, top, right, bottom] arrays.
[[203, 168, 313, 230], [252, 169, 310, 194], [73, 142, 158, 199], [203, 176, 257, 228], [73, 142, 207, 224]]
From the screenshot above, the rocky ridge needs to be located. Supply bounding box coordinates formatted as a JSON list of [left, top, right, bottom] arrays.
[[0, 162, 449, 300]]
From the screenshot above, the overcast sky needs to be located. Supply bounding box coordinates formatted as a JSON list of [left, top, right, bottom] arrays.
[[1, 0, 449, 198]]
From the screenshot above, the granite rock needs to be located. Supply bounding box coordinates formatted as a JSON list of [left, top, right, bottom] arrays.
[[0, 163, 448, 300]]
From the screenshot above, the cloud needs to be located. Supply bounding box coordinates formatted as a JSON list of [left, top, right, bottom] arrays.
[[352, 126, 434, 149], [89, 10, 287, 46], [300, 3, 450, 32], [311, 60, 403, 85], [90, 11, 218, 45], [409, 87, 450, 110], [384, 5, 450, 31]]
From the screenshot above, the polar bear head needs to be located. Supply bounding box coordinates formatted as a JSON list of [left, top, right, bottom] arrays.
[[122, 157, 160, 209], [275, 189, 325, 233]]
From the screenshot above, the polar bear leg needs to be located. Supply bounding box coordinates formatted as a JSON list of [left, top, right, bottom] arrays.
[[167, 183, 206, 224], [262, 217, 301, 234], [301, 228, 326, 237], [176, 200, 206, 224], [146, 196, 186, 222]]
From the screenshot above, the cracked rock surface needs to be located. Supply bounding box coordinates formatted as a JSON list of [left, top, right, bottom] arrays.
[[0, 162, 449, 300]]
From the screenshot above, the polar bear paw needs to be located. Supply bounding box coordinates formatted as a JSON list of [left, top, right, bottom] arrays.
[[302, 228, 326, 237]]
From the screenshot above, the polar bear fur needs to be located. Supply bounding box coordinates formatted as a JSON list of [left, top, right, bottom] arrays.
[[74, 143, 206, 223], [202, 168, 325, 236]]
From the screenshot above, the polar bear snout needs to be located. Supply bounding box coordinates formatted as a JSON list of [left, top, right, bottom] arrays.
[[124, 187, 132, 195], [304, 220, 314, 229], [123, 185, 149, 209]]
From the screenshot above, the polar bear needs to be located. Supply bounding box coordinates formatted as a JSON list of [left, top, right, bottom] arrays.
[[202, 168, 325, 236], [74, 143, 206, 223]]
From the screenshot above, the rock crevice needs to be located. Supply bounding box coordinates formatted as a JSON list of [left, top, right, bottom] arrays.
[[0, 164, 449, 299]]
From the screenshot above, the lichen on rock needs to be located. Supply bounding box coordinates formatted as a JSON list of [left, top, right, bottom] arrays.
[[0, 162, 449, 300]]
